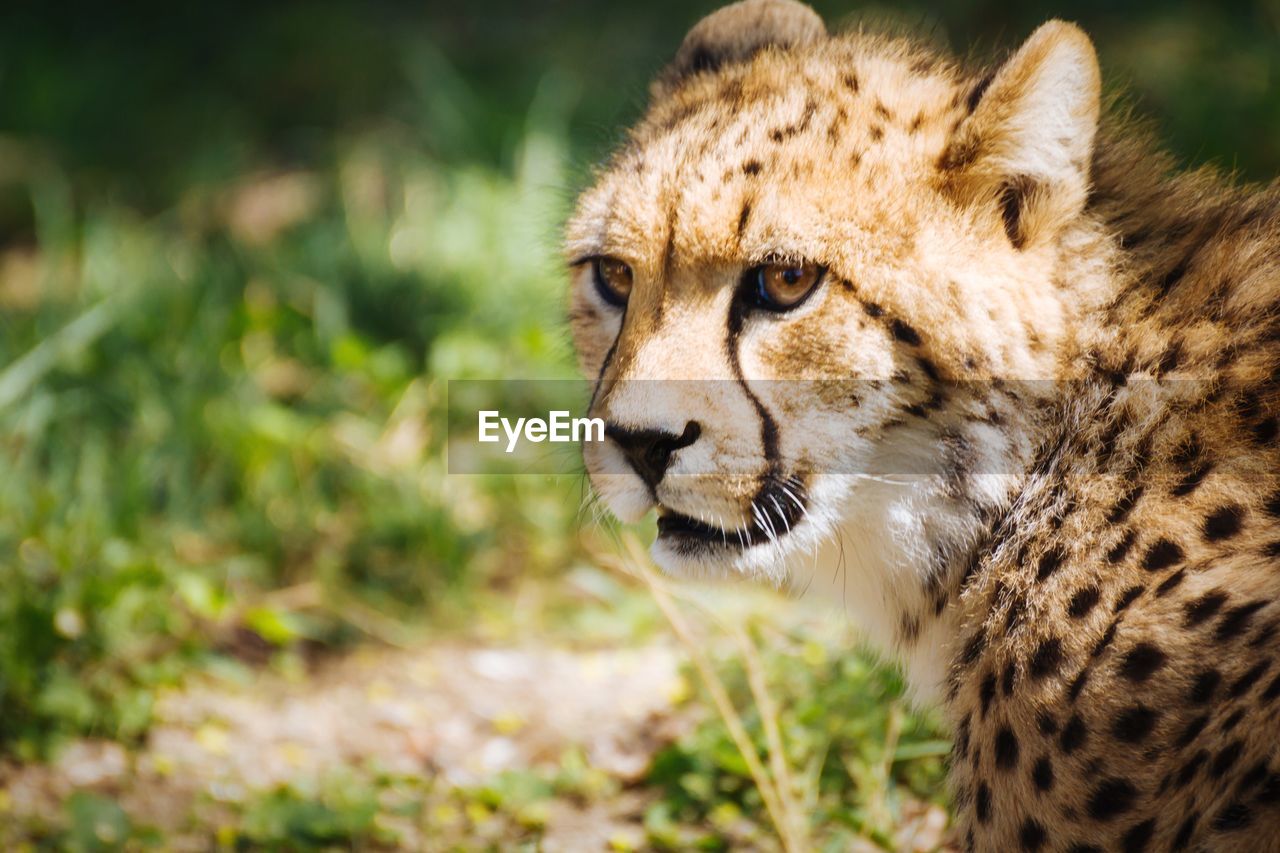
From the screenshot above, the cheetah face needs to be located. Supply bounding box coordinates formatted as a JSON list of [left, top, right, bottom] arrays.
[[567, 0, 1102, 584]]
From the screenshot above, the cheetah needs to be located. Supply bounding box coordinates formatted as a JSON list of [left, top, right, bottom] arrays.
[[565, 1, 1280, 849]]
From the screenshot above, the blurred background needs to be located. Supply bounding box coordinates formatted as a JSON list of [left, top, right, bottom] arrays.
[[0, 1, 1276, 848]]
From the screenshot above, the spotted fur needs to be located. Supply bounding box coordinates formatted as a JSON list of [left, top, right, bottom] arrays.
[[566, 2, 1280, 849]]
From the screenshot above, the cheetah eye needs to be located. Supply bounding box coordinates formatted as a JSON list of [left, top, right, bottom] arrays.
[[743, 261, 825, 312], [590, 257, 633, 307]]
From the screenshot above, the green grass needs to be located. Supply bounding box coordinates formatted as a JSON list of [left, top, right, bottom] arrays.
[[0, 93, 585, 758]]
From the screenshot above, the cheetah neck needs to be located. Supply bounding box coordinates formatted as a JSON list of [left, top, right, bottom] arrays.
[[793, 448, 1028, 704]]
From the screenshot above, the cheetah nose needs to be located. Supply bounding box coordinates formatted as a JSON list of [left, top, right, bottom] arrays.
[[605, 420, 702, 489]]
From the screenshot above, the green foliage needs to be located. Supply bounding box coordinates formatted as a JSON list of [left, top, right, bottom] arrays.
[[649, 627, 949, 850], [65, 792, 135, 852], [0, 72, 585, 755], [238, 782, 382, 849]]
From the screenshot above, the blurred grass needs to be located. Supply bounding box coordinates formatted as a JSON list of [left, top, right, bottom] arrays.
[[0, 52, 586, 757], [0, 0, 1277, 847]]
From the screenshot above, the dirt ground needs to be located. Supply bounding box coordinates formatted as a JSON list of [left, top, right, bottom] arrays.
[[0, 639, 696, 850]]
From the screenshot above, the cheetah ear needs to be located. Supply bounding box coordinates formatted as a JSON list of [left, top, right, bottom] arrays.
[[941, 21, 1101, 249], [652, 0, 826, 100]]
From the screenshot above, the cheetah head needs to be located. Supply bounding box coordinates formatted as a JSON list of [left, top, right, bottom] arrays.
[[567, 0, 1107, 590]]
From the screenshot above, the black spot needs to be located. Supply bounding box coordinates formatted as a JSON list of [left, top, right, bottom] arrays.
[[979, 671, 996, 717], [1171, 432, 1201, 466], [842, 72, 860, 93], [1117, 643, 1167, 683], [994, 725, 1019, 770], [1184, 590, 1229, 627], [1237, 390, 1262, 421], [1091, 622, 1118, 658], [1060, 713, 1087, 754], [1019, 818, 1046, 851], [1221, 708, 1246, 733], [1158, 340, 1183, 374], [741, 160, 762, 176], [1240, 762, 1270, 792], [1211, 740, 1244, 778], [1001, 660, 1017, 696], [1154, 569, 1185, 597], [1067, 667, 1091, 701], [1255, 417, 1279, 443], [1267, 489, 1280, 518], [1172, 461, 1213, 496], [687, 46, 719, 75], [1216, 600, 1268, 642], [1107, 485, 1144, 524], [861, 300, 884, 318], [1029, 637, 1064, 680], [975, 781, 991, 823], [1121, 818, 1155, 853], [1175, 751, 1207, 788], [1032, 755, 1054, 791], [1114, 585, 1144, 612], [1228, 659, 1271, 698], [1212, 802, 1253, 832], [1141, 538, 1183, 572], [1106, 530, 1137, 563], [1156, 253, 1192, 298], [917, 356, 941, 383], [1036, 711, 1058, 736], [1177, 714, 1209, 748], [1087, 777, 1137, 821], [1188, 669, 1221, 704], [1172, 813, 1198, 847], [1261, 672, 1280, 702], [890, 318, 921, 346], [1265, 540, 1280, 559], [959, 631, 986, 668], [1253, 621, 1280, 649], [903, 402, 929, 419], [1112, 704, 1159, 743], [966, 72, 994, 113], [1068, 587, 1101, 619], [954, 714, 971, 760], [1257, 773, 1280, 804], [1037, 546, 1065, 582], [736, 202, 752, 236], [1000, 180, 1028, 249], [1204, 504, 1245, 541]]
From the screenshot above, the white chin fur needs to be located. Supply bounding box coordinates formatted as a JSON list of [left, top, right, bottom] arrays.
[[597, 482, 653, 523]]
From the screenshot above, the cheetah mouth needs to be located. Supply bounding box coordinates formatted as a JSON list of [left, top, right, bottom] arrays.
[[655, 474, 809, 555]]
